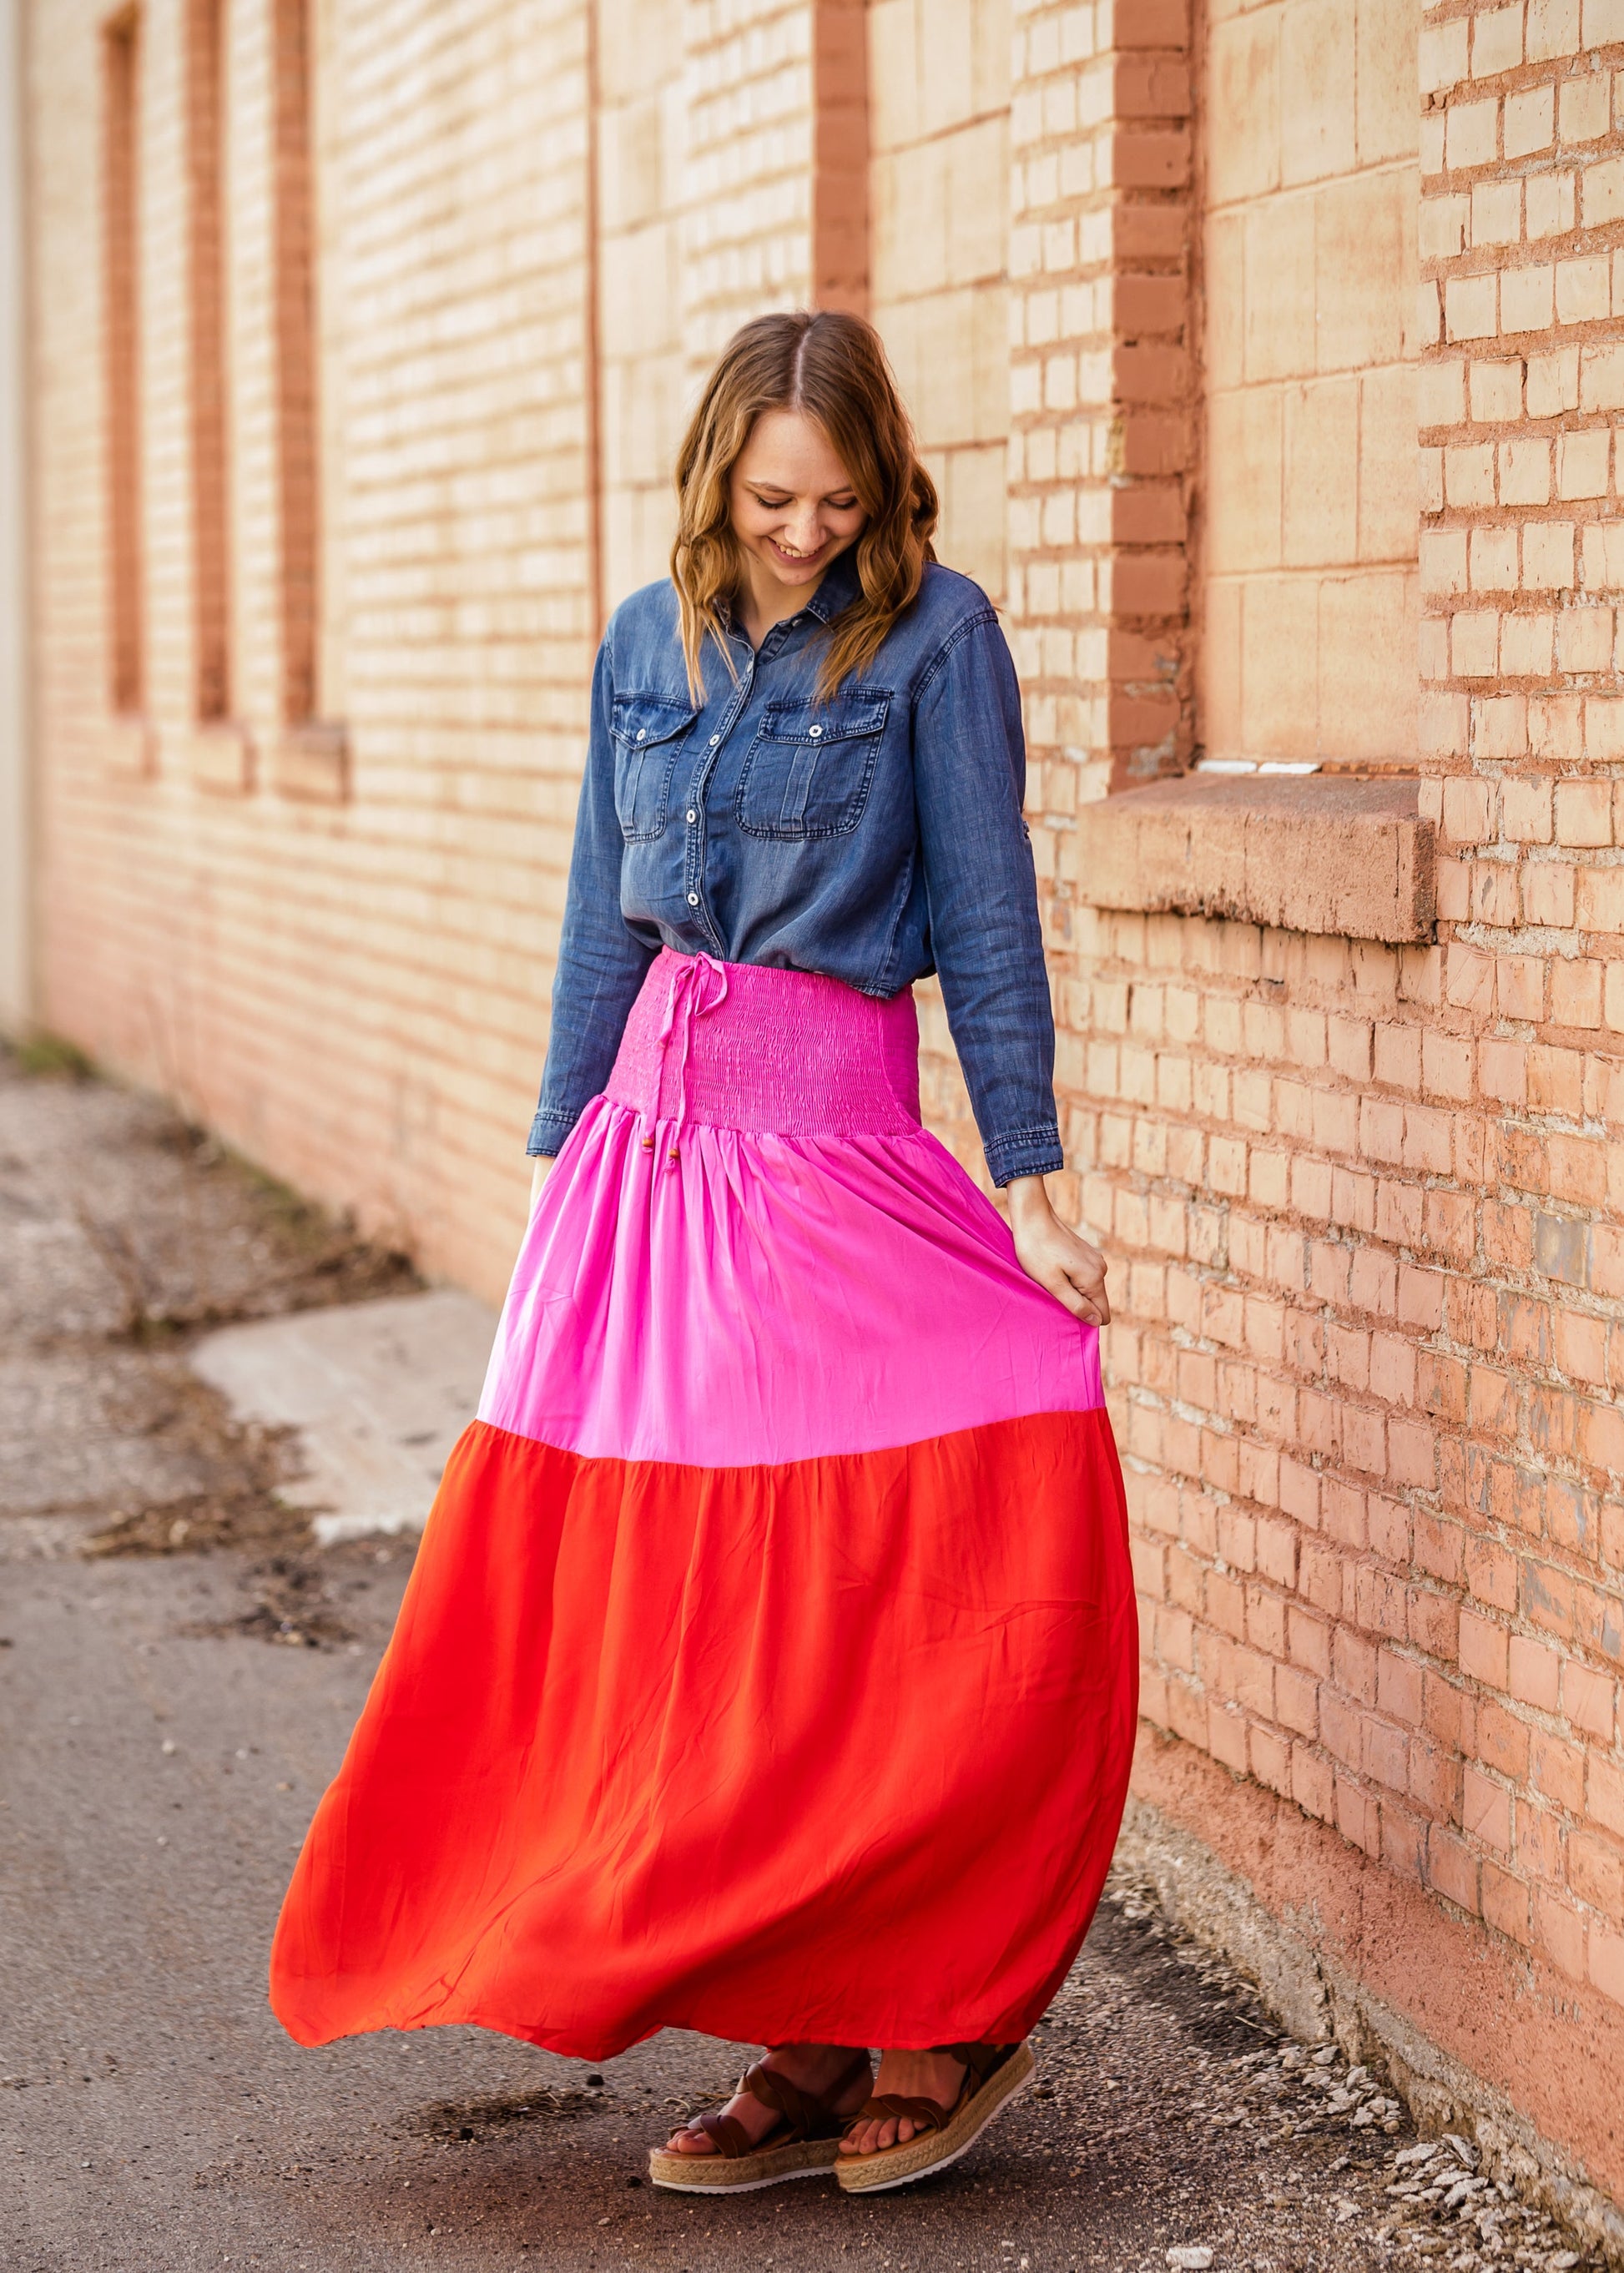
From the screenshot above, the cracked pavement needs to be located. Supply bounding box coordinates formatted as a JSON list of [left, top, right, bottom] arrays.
[[0, 1049, 1602, 2273]]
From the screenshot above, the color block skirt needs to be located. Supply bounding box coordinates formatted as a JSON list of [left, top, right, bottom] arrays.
[[270, 950, 1137, 2059]]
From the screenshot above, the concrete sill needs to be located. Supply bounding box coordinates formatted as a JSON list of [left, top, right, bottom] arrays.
[[185, 721, 255, 795], [274, 720, 350, 804], [103, 714, 156, 781], [1081, 773, 1436, 945]]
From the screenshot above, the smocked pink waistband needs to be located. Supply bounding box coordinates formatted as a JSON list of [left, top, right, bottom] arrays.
[[603, 950, 921, 1137]]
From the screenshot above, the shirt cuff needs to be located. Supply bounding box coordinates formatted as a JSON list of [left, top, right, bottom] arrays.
[[984, 1124, 1065, 1188], [526, 1106, 578, 1158]]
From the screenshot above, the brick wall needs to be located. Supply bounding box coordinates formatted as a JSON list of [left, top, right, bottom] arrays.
[[868, 0, 1010, 604], [1068, 0, 1624, 2210], [30, 0, 601, 1286], [1007, 0, 1193, 810], [18, 0, 1624, 2215], [595, 0, 685, 606], [1414, 0, 1624, 1993], [679, 0, 817, 370]]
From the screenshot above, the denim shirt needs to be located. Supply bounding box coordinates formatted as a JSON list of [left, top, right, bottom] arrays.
[[528, 552, 1064, 1187]]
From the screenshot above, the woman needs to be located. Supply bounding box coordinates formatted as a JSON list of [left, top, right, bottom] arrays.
[[270, 311, 1137, 2200]]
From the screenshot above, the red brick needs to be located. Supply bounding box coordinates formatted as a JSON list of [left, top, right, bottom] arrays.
[[1591, 1924, 1624, 2011], [1460, 1610, 1510, 1689], [1481, 1862, 1531, 1946], [1249, 1724, 1293, 1797], [1569, 1827, 1624, 1913], [1377, 1650, 1424, 1727], [1427, 1827, 1480, 1914], [1536, 1891, 1589, 1983], [1465, 1538, 1520, 1613], [1475, 1700, 1531, 1781], [1531, 1731, 1586, 1812], [1463, 1766, 1513, 1856], [1507, 1634, 1562, 1713], [1566, 1662, 1618, 1743], [1292, 1744, 1334, 1824]]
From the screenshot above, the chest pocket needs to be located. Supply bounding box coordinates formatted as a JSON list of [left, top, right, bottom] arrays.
[[735, 690, 891, 840], [610, 693, 696, 840]]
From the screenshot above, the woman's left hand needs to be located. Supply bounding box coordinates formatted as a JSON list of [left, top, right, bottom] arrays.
[[1005, 1175, 1110, 1327]]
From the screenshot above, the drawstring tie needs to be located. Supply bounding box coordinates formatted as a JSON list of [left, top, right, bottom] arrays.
[[647, 952, 729, 1164]]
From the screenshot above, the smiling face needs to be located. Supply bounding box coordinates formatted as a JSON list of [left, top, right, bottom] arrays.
[[728, 408, 867, 613]]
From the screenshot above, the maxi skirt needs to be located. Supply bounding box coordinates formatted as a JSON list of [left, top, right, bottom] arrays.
[[270, 950, 1138, 2059]]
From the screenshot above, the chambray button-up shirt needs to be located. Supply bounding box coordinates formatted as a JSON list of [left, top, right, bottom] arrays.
[[528, 552, 1065, 1187]]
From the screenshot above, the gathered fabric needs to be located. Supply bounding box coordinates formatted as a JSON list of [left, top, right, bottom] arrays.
[[270, 951, 1137, 2059], [652, 947, 729, 1149]]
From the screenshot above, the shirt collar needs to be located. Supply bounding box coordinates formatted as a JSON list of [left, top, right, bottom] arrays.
[[803, 546, 861, 624], [715, 544, 862, 643]]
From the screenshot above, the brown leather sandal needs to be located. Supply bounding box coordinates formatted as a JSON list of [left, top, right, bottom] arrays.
[[648, 2049, 874, 2193], [835, 2040, 1036, 2193]]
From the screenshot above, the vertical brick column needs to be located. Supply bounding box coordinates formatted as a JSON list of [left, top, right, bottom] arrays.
[[1006, 0, 1192, 1223], [184, 0, 230, 724], [810, 0, 868, 313], [1418, 0, 1624, 2010], [1006, 0, 1192, 873], [678, 0, 870, 374], [102, 8, 145, 721]]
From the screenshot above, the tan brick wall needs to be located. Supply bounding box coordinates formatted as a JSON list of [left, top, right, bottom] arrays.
[[1008, 0, 1194, 818], [1200, 0, 1422, 767], [30, 0, 600, 1298], [868, 0, 1011, 604], [596, 0, 685, 604], [679, 0, 817, 369], [1409, 0, 1624, 2009], [1061, 0, 1624, 2189]]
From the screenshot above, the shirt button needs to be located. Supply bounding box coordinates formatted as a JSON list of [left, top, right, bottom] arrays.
[[686, 809, 698, 824], [687, 891, 699, 905], [709, 733, 719, 745], [637, 728, 647, 741], [808, 724, 823, 738]]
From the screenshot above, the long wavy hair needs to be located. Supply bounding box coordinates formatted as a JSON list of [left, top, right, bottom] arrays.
[[671, 310, 939, 703]]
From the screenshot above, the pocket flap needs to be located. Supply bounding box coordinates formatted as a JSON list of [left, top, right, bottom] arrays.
[[610, 693, 697, 748], [757, 691, 890, 744]]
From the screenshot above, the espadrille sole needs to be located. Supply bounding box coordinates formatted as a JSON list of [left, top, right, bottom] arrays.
[[834, 2041, 1036, 2195], [647, 2136, 843, 2193]]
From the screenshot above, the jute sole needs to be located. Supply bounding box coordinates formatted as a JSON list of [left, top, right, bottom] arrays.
[[647, 2136, 842, 2194], [834, 2041, 1036, 2195]]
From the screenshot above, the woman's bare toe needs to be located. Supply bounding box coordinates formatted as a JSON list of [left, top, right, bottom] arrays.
[[838, 2049, 965, 2157], [840, 2112, 914, 2155]]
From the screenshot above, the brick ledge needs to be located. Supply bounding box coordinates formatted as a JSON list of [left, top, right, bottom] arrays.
[[1081, 774, 1436, 945]]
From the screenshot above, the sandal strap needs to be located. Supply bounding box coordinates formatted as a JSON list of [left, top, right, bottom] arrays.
[[744, 2049, 872, 2143], [851, 2090, 954, 2134], [935, 2042, 1018, 2092], [694, 2108, 759, 2160], [841, 2044, 1024, 2150], [683, 2050, 875, 2160], [739, 2061, 818, 2143]]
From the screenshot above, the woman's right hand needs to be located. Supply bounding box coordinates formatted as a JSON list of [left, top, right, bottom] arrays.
[[529, 1155, 555, 1214]]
